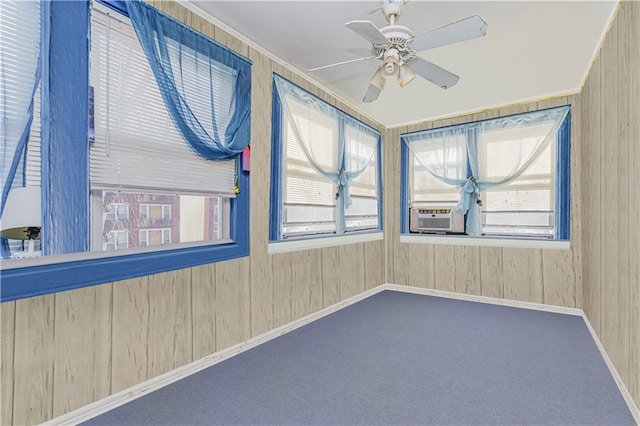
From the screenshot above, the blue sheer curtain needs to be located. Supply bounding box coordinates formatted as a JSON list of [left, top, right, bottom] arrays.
[[0, 0, 42, 258], [463, 107, 570, 235], [404, 106, 569, 236], [127, 0, 251, 160], [274, 76, 378, 234]]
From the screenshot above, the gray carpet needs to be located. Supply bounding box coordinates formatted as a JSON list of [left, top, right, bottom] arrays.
[[84, 290, 635, 425]]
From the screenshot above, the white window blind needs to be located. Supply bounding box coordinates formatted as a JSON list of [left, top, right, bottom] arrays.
[[0, 1, 41, 188], [481, 122, 556, 212], [283, 106, 337, 207], [89, 7, 236, 196], [409, 136, 466, 203]]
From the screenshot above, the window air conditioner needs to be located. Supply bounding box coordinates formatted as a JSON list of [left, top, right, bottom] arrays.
[[409, 206, 464, 234]]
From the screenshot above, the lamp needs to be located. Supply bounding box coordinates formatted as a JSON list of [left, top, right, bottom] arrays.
[[1, 186, 42, 258], [381, 48, 400, 79], [398, 64, 416, 87], [363, 68, 386, 103]]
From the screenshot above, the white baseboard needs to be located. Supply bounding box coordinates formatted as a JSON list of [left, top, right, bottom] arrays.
[[381, 283, 583, 316], [581, 313, 640, 424], [44, 285, 387, 426], [382, 283, 639, 423], [46, 283, 639, 426]]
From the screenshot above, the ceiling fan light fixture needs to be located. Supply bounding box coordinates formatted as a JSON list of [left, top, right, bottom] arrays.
[[381, 56, 398, 79], [398, 64, 416, 87], [363, 68, 385, 102], [370, 68, 386, 90]]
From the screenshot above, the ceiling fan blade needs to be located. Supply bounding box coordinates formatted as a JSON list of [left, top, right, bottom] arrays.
[[362, 68, 385, 103], [346, 20, 389, 46], [412, 15, 488, 52], [307, 55, 376, 72], [409, 57, 459, 89]]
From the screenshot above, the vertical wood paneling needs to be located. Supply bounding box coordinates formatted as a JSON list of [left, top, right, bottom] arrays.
[[1, 302, 15, 426], [111, 276, 149, 393], [582, 52, 602, 334], [503, 249, 543, 303], [580, 2, 638, 408], [238, 257, 251, 342], [191, 263, 216, 360], [385, 127, 400, 284], [147, 270, 192, 377], [455, 246, 481, 296], [600, 16, 629, 384], [308, 248, 324, 312], [338, 244, 365, 300], [53, 285, 112, 416], [541, 250, 576, 307], [407, 244, 435, 288], [393, 97, 580, 309], [364, 240, 385, 289], [215, 259, 245, 350], [12, 295, 55, 425], [480, 247, 503, 299], [321, 247, 340, 307], [616, 3, 631, 390], [16, 0, 640, 422], [249, 48, 274, 338], [272, 253, 292, 327], [629, 1, 640, 406], [434, 245, 456, 293], [291, 250, 311, 320]]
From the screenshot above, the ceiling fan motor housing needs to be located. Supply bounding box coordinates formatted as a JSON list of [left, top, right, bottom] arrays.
[[372, 25, 415, 71]]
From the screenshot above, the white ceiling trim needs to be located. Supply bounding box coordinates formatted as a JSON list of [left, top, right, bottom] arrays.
[[387, 87, 581, 130], [176, 0, 384, 129], [178, 0, 618, 131]]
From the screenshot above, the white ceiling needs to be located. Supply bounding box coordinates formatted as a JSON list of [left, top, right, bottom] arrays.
[[182, 1, 618, 127]]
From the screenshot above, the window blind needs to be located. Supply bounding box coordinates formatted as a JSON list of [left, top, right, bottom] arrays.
[[283, 106, 337, 207], [0, 1, 41, 188], [89, 7, 236, 196], [481, 122, 556, 212]]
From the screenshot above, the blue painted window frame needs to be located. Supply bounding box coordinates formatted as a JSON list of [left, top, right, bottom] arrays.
[[269, 74, 383, 242], [400, 106, 572, 240], [0, 0, 250, 302]]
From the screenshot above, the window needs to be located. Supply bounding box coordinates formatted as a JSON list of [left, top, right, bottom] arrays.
[[105, 203, 129, 221], [401, 106, 570, 240], [139, 228, 171, 247], [89, 5, 236, 253], [0, 0, 42, 259], [104, 230, 129, 251], [270, 76, 382, 241], [139, 204, 172, 221], [0, 0, 251, 303]]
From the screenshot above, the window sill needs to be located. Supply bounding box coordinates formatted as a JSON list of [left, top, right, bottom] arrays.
[[0, 239, 247, 302], [400, 234, 570, 250], [268, 231, 384, 254]]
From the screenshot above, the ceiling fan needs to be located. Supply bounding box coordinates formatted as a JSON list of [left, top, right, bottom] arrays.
[[307, 0, 488, 102]]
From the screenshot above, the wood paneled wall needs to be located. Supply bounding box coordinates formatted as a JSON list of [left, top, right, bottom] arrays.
[[0, 2, 385, 424], [580, 1, 639, 409], [384, 96, 583, 309], [2, 2, 638, 424]]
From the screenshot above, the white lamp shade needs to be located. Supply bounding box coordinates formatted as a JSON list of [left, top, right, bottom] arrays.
[[398, 65, 416, 87], [0, 186, 42, 240]]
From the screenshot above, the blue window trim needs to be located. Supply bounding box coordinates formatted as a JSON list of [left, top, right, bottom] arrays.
[[555, 110, 571, 240], [269, 78, 284, 241], [400, 140, 410, 234], [376, 135, 384, 231], [400, 105, 572, 240], [0, 0, 250, 302], [268, 73, 383, 242]]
